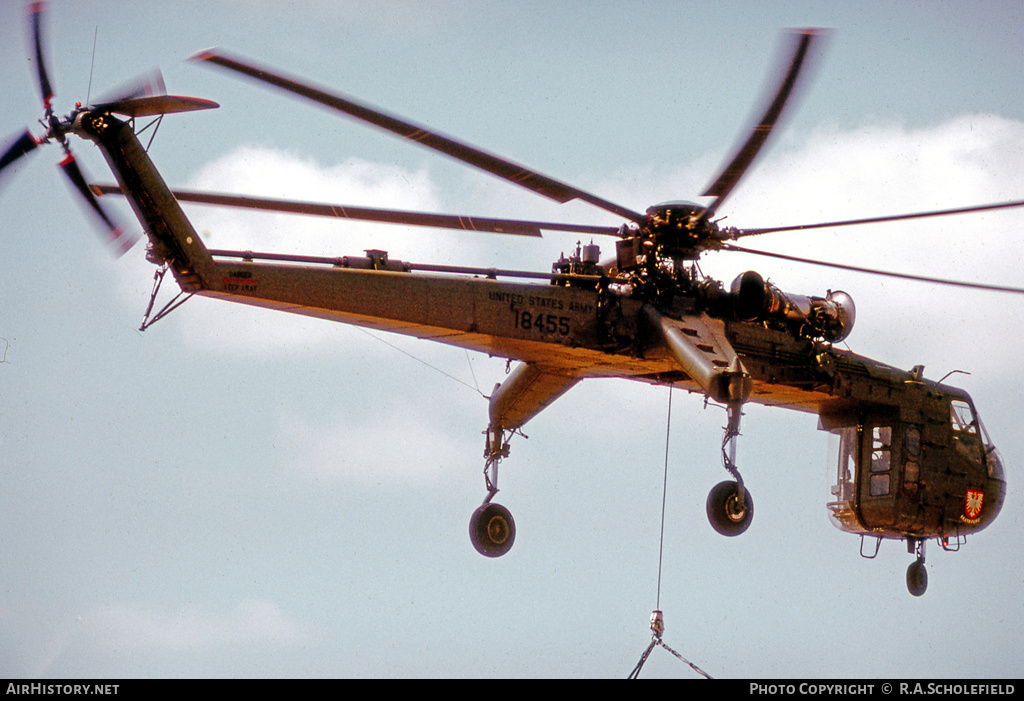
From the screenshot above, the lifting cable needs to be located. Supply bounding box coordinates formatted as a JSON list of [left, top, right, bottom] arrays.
[[628, 388, 713, 679]]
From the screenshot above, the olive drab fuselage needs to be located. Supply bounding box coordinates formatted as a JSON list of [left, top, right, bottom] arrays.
[[76, 110, 1005, 553]]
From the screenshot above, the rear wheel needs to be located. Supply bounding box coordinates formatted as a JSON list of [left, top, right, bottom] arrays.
[[706, 481, 754, 536], [469, 502, 516, 557]]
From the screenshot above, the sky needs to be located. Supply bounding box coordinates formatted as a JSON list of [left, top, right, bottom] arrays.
[[1, 0, 1022, 679]]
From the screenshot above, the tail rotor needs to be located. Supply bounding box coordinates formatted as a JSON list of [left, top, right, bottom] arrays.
[[58, 152, 136, 256], [0, 129, 42, 182], [5, 1, 139, 256]]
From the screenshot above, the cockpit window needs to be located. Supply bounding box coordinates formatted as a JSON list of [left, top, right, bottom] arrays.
[[950, 400, 978, 435]]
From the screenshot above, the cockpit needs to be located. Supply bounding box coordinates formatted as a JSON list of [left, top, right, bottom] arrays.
[[823, 395, 1005, 539]]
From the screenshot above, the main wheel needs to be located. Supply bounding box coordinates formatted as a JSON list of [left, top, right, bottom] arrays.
[[469, 502, 516, 557], [706, 480, 754, 536], [907, 560, 928, 597]]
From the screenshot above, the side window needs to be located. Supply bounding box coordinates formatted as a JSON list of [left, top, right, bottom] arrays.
[[869, 425, 891, 496], [831, 427, 857, 502]]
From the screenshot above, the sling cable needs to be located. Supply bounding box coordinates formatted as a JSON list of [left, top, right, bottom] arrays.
[[628, 388, 713, 679]]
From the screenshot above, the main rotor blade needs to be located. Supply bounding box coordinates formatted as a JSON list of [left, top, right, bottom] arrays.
[[192, 48, 646, 224], [91, 68, 167, 106], [702, 29, 825, 219], [59, 155, 138, 256], [29, 2, 54, 108], [90, 184, 622, 237], [723, 243, 1024, 295], [0, 129, 41, 178], [734, 199, 1024, 237]]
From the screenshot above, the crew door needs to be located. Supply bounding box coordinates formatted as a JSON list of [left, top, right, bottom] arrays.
[[857, 419, 898, 529]]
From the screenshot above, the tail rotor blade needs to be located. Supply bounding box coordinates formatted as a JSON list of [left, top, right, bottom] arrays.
[[58, 153, 138, 256], [29, 1, 55, 109], [0, 130, 41, 179]]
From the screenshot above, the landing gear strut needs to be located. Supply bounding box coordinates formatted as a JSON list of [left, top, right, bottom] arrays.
[[906, 538, 928, 596], [469, 428, 516, 557], [706, 402, 754, 536]]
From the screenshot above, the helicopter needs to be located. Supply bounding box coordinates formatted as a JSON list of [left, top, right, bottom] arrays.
[[3, 5, 1017, 597]]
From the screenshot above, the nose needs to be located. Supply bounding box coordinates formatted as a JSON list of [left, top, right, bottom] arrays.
[[978, 448, 1006, 532]]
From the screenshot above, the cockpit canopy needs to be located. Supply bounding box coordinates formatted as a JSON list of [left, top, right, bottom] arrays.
[[823, 395, 1004, 540]]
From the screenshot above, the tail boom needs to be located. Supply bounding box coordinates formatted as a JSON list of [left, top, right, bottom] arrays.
[[74, 110, 216, 289]]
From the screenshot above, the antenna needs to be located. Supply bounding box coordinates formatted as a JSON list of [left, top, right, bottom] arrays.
[[85, 26, 98, 105]]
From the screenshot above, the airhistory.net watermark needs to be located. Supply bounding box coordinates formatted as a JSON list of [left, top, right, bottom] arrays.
[[6, 685, 119, 696]]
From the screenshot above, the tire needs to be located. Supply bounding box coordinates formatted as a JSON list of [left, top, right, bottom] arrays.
[[706, 480, 754, 537], [469, 502, 516, 557], [907, 560, 928, 597]]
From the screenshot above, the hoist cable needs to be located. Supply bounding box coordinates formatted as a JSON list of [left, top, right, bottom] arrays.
[[628, 387, 714, 679], [656, 388, 672, 609]]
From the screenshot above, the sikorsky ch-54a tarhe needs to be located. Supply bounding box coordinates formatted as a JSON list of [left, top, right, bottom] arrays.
[[5, 4, 1018, 595]]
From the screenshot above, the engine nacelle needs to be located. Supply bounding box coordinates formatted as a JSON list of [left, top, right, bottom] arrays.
[[731, 271, 856, 342]]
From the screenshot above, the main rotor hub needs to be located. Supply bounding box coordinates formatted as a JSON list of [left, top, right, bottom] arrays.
[[642, 201, 722, 259]]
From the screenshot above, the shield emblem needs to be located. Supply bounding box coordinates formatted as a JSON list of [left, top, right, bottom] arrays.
[[964, 489, 985, 520]]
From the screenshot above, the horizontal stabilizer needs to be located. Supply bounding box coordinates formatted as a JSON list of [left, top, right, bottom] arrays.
[[92, 95, 219, 117]]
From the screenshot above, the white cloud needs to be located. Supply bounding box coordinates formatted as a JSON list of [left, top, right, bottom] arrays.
[[187, 145, 462, 262], [696, 113, 1024, 381], [82, 599, 307, 651], [9, 598, 308, 676], [276, 400, 477, 486], [158, 145, 539, 355], [708, 114, 1023, 273]]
